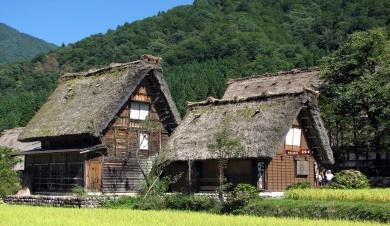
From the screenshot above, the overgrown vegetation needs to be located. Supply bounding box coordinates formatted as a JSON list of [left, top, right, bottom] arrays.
[[286, 181, 311, 190], [0, 146, 20, 199], [71, 185, 87, 198], [328, 169, 370, 189], [221, 184, 258, 213], [286, 188, 390, 203]]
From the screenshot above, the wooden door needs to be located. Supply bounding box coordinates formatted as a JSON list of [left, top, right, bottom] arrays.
[[85, 161, 102, 192]]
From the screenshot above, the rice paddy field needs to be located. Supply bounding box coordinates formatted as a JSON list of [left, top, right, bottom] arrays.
[[0, 205, 387, 226], [285, 188, 390, 203]]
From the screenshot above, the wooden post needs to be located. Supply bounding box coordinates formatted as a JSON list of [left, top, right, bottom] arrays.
[[188, 160, 192, 194]]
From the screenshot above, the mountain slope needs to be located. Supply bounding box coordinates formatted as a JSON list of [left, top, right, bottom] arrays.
[[0, 0, 389, 132], [0, 23, 56, 64]]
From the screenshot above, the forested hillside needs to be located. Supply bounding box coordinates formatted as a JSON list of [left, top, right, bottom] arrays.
[[0, 0, 389, 144], [0, 23, 56, 64]]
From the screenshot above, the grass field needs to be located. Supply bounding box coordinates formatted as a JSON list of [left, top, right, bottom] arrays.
[[0, 205, 387, 226], [285, 188, 390, 203]]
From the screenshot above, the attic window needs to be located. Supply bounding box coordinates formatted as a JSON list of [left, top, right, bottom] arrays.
[[130, 102, 149, 120], [139, 132, 149, 150], [285, 128, 301, 146]]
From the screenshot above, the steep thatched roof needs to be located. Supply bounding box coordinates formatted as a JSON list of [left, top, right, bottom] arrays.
[[167, 91, 334, 164], [19, 57, 181, 142], [0, 128, 41, 152], [224, 68, 320, 99]]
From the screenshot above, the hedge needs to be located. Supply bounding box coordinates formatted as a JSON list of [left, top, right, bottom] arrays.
[[239, 199, 390, 223]]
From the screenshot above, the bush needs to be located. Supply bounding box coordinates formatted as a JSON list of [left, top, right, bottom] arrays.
[[0, 147, 20, 199], [100, 196, 141, 209], [164, 194, 217, 211], [221, 184, 259, 214], [239, 199, 390, 223], [328, 169, 369, 189], [71, 185, 87, 197], [286, 181, 311, 190], [133, 196, 165, 210], [232, 184, 258, 201]]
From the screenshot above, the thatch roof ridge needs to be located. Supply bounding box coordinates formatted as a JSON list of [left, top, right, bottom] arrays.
[[227, 67, 319, 84], [187, 91, 306, 108], [60, 61, 142, 82], [223, 68, 321, 100]]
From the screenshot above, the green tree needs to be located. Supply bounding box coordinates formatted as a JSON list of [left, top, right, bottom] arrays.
[[0, 147, 20, 199], [321, 28, 390, 152], [208, 121, 244, 202]]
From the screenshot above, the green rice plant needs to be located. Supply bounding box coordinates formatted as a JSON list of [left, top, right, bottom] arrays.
[[286, 188, 390, 203], [0, 205, 387, 226]]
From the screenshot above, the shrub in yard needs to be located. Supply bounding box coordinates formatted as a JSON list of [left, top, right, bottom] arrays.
[[328, 169, 369, 189], [0, 147, 20, 199], [286, 181, 311, 190], [232, 184, 258, 201], [221, 184, 259, 214], [164, 194, 217, 211], [71, 185, 87, 197], [100, 196, 141, 209], [133, 195, 165, 210]]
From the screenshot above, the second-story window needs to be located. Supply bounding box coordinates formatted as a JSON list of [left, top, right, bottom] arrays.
[[285, 128, 301, 146], [130, 102, 149, 120]]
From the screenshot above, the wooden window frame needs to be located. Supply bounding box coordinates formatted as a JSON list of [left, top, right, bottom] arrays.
[[130, 101, 150, 121]]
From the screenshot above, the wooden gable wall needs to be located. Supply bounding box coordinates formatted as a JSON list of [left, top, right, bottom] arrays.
[[100, 76, 170, 192], [266, 116, 318, 191]]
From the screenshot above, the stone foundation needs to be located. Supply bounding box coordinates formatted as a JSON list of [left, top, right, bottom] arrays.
[[4, 195, 101, 208]]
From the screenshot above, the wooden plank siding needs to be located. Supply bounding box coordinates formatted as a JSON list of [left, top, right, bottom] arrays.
[[266, 117, 318, 191], [101, 78, 169, 193]]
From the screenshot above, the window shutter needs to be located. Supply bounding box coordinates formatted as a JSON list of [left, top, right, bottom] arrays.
[[296, 160, 309, 176]]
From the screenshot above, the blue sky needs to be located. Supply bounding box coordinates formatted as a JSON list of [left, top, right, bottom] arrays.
[[0, 0, 193, 45]]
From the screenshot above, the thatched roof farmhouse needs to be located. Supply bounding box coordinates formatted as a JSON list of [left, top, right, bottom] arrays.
[[17, 56, 181, 193], [167, 68, 334, 192]]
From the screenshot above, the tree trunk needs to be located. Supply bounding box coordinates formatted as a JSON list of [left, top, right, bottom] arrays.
[[218, 159, 224, 203]]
